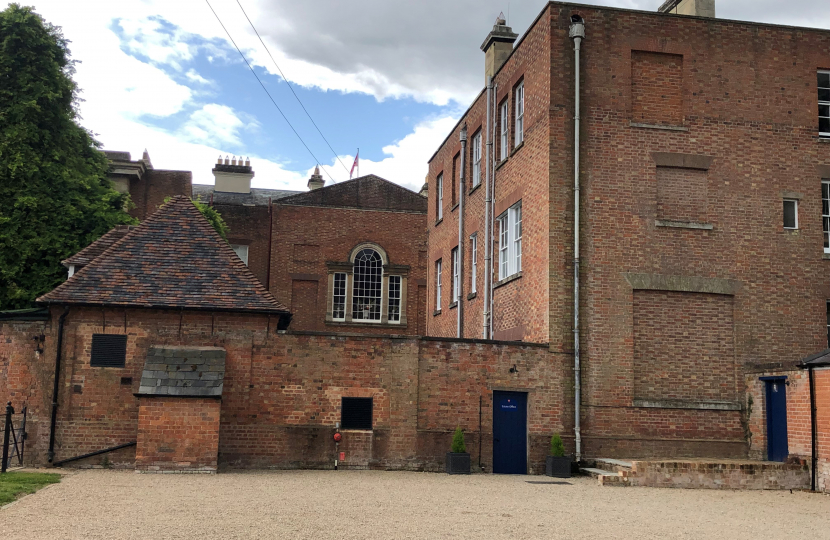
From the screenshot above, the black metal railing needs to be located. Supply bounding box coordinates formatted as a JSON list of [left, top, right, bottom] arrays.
[[2, 402, 27, 473]]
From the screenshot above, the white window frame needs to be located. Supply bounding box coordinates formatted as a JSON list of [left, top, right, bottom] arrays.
[[820, 70, 830, 138], [388, 275, 402, 324], [451, 247, 459, 304], [332, 272, 347, 321], [231, 244, 249, 266], [498, 201, 523, 280], [472, 131, 482, 188], [470, 234, 477, 294], [514, 82, 524, 147], [783, 199, 799, 230], [823, 181, 830, 253], [500, 101, 509, 161], [437, 173, 443, 221], [435, 259, 442, 311]]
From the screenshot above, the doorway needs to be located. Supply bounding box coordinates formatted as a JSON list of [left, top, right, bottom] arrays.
[[492, 391, 527, 474], [764, 378, 789, 462]]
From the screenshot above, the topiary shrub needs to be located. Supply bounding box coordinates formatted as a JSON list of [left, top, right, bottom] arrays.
[[451, 427, 467, 453], [550, 434, 565, 457]]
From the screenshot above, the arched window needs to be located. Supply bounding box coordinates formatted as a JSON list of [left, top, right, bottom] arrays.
[[352, 249, 383, 321]]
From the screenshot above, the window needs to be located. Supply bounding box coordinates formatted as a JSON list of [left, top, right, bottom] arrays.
[[515, 81, 524, 147], [451, 247, 459, 304], [437, 173, 443, 220], [341, 397, 373, 430], [500, 100, 509, 160], [783, 199, 798, 229], [435, 259, 442, 310], [498, 201, 523, 280], [470, 234, 477, 294], [352, 249, 382, 321], [819, 71, 830, 138], [332, 272, 347, 321], [824, 182, 830, 253], [388, 275, 401, 323], [472, 131, 481, 188], [90, 334, 127, 368], [231, 244, 249, 265]]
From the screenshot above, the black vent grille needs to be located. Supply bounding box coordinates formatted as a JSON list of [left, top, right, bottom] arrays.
[[341, 397, 373, 430], [90, 334, 127, 368]]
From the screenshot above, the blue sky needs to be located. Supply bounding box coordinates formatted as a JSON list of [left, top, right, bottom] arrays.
[[7, 0, 830, 192]]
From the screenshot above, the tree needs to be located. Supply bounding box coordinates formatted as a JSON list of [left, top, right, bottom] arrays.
[[0, 4, 135, 309], [191, 198, 229, 240]]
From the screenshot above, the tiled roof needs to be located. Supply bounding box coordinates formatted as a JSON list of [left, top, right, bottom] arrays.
[[137, 346, 226, 398], [276, 174, 427, 213], [799, 348, 830, 368], [39, 196, 289, 314], [61, 225, 136, 268], [191, 185, 300, 206]]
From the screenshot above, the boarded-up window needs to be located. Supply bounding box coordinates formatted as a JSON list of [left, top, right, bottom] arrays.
[[633, 291, 735, 403], [90, 334, 127, 368], [632, 51, 683, 126], [657, 167, 707, 223], [290, 280, 319, 331], [341, 397, 373, 430], [292, 244, 320, 263]]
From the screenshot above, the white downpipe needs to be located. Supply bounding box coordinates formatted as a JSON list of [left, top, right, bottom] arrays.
[[458, 126, 467, 339], [569, 15, 585, 464], [483, 78, 493, 339]]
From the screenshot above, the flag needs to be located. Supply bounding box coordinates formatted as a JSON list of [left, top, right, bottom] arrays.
[[350, 150, 359, 179]]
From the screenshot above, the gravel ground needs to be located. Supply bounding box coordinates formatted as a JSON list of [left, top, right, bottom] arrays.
[[0, 469, 828, 539]]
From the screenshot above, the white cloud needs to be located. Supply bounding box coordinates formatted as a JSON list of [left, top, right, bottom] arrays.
[[178, 104, 257, 148], [185, 69, 212, 85]]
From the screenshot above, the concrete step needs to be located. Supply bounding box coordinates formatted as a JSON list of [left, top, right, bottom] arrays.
[[580, 467, 631, 486], [594, 458, 633, 474]]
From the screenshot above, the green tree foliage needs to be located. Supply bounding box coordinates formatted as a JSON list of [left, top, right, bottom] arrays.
[[0, 4, 135, 309], [550, 434, 565, 457], [450, 427, 467, 454]]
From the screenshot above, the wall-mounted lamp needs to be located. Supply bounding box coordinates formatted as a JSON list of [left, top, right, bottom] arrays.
[[508, 364, 518, 374]]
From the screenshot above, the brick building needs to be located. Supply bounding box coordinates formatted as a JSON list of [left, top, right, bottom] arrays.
[[0, 197, 558, 473], [105, 152, 428, 334], [426, 0, 830, 462]]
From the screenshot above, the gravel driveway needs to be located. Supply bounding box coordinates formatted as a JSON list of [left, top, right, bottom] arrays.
[[0, 469, 828, 539]]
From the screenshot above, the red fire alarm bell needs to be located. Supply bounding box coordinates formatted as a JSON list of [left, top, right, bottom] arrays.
[[333, 432, 342, 443]]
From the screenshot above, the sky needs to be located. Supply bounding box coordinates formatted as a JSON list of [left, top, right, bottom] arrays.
[[6, 0, 830, 192]]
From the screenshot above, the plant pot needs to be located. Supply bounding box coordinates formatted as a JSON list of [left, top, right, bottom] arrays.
[[446, 452, 471, 475], [546, 455, 571, 478]]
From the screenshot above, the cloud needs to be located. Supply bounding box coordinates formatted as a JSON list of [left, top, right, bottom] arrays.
[[179, 104, 258, 148]]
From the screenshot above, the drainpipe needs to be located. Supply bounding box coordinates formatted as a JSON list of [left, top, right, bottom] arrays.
[[569, 15, 585, 464], [489, 83, 498, 339], [458, 126, 467, 338], [483, 77, 494, 339], [266, 196, 273, 290], [48, 306, 70, 463], [808, 366, 817, 491]]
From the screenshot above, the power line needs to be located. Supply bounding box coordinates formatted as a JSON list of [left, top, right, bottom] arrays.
[[204, 0, 336, 184], [235, 0, 351, 177]]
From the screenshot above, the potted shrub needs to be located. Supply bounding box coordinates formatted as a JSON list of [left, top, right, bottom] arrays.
[[445, 427, 471, 474], [545, 434, 571, 478]]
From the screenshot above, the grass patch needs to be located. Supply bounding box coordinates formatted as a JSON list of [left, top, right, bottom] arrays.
[[0, 472, 61, 506]]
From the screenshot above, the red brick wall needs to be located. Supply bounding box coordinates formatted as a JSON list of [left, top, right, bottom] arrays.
[[656, 167, 707, 223], [129, 170, 192, 221], [215, 203, 271, 286], [426, 3, 552, 343], [270, 204, 427, 335], [631, 51, 684, 126], [136, 397, 221, 472]]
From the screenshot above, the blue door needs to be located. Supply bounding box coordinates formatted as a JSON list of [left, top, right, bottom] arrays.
[[765, 378, 789, 462], [493, 391, 527, 474]]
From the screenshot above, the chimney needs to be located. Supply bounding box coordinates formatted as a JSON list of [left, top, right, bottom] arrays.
[[480, 13, 518, 84], [307, 165, 325, 191], [213, 156, 254, 193], [658, 0, 715, 17]]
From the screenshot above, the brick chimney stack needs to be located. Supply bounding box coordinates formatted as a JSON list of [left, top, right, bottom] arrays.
[[307, 165, 325, 191], [212, 155, 254, 194], [481, 13, 518, 84]]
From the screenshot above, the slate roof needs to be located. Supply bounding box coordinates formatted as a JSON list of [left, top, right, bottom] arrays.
[[799, 348, 830, 368], [38, 196, 289, 314], [191, 184, 299, 207], [62, 225, 136, 268], [275, 174, 427, 213], [137, 346, 226, 397]]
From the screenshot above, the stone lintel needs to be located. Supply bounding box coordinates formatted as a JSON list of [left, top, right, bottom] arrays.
[[623, 273, 741, 295]]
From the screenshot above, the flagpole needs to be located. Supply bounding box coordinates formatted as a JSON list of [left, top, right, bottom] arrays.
[[357, 148, 359, 178]]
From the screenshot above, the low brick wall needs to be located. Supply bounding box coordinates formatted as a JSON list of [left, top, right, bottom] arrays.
[[627, 460, 810, 490], [136, 397, 221, 473]]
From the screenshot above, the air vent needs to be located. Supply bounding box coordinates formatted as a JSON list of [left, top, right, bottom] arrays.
[[90, 334, 127, 368], [341, 397, 373, 430]]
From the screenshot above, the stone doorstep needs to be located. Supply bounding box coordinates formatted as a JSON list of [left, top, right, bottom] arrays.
[[579, 467, 631, 487]]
